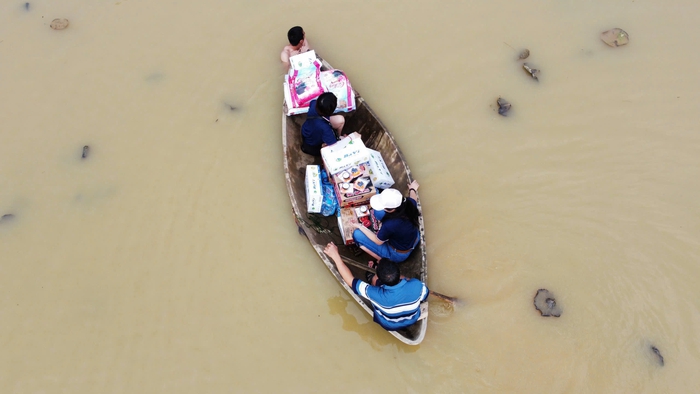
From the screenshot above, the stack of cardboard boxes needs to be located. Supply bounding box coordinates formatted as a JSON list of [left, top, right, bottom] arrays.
[[303, 133, 396, 244], [320, 132, 395, 245]]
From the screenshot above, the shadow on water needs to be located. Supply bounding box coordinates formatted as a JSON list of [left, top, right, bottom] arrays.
[[145, 72, 164, 82], [73, 187, 118, 207], [327, 294, 418, 353], [0, 213, 16, 225]]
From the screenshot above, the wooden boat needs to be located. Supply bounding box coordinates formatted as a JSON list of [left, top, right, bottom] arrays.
[[282, 57, 428, 345]]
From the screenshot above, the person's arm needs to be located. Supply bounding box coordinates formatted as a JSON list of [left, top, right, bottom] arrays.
[[352, 223, 385, 245], [408, 180, 419, 201], [281, 49, 291, 70], [323, 243, 355, 287], [321, 125, 338, 146]]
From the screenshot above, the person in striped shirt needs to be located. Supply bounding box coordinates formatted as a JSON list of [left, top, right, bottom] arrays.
[[324, 242, 429, 331]]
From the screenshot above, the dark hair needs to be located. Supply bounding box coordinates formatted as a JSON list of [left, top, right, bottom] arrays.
[[315, 93, 337, 117], [287, 26, 304, 46], [383, 198, 420, 228], [377, 261, 400, 286]]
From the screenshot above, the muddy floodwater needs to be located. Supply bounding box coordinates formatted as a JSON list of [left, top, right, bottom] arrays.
[[1, 0, 700, 392]]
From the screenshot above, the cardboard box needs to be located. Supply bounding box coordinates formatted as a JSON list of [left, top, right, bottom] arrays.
[[367, 149, 395, 189], [305, 165, 323, 213], [321, 133, 370, 175]]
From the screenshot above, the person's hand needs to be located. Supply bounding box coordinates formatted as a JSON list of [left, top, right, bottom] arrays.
[[324, 242, 340, 259], [408, 180, 420, 191]]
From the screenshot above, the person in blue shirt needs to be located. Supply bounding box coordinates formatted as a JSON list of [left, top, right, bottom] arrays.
[[323, 242, 429, 331], [300, 92, 345, 156], [352, 180, 421, 263]]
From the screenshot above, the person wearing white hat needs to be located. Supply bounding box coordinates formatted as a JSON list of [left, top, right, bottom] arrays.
[[352, 180, 421, 262]]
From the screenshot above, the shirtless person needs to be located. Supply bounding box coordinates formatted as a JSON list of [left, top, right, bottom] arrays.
[[283, 27, 345, 134], [281, 26, 311, 70]]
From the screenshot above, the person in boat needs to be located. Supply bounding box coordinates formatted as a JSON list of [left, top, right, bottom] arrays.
[[352, 181, 421, 263], [281, 26, 311, 70], [323, 242, 429, 331], [300, 92, 346, 156]]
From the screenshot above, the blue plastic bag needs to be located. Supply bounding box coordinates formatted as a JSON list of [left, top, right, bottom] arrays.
[[320, 169, 338, 216]]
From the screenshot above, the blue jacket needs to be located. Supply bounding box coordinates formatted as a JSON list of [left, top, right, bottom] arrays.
[[301, 100, 337, 148]]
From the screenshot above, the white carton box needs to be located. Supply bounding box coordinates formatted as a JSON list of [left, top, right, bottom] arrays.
[[367, 149, 395, 189], [305, 165, 323, 213], [321, 133, 370, 175]]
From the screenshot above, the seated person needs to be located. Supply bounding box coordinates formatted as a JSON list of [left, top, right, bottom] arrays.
[[323, 242, 429, 331], [300, 92, 345, 156], [352, 181, 421, 263], [281, 26, 311, 70]]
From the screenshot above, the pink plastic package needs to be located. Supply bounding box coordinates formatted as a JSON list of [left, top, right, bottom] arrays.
[[288, 62, 324, 108], [320, 70, 355, 112]]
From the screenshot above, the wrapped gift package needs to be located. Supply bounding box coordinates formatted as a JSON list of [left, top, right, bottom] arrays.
[[334, 178, 376, 208], [366, 149, 395, 189], [321, 133, 370, 175], [305, 165, 323, 213], [332, 163, 376, 208], [336, 204, 378, 245]]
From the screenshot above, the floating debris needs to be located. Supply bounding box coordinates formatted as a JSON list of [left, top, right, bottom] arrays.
[[81, 145, 90, 159], [0, 214, 15, 224], [50, 18, 70, 30], [24, 2, 30, 11], [650, 345, 664, 366], [518, 49, 530, 60], [497, 97, 511, 116], [224, 102, 237, 111], [523, 63, 540, 81], [534, 289, 562, 317], [601, 28, 629, 47]]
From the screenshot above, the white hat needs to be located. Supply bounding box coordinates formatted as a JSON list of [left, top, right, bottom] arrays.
[[369, 188, 403, 211]]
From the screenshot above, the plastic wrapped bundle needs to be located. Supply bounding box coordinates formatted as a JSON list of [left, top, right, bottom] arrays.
[[320, 169, 338, 216], [288, 62, 323, 108], [320, 70, 355, 113]]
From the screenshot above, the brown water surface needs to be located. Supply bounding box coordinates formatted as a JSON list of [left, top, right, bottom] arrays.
[[1, 0, 699, 392]]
